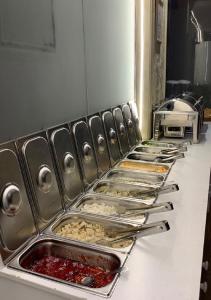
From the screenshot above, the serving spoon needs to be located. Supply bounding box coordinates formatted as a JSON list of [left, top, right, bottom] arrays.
[[81, 267, 123, 287]]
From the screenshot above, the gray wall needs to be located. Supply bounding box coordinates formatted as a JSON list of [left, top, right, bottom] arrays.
[[84, 0, 135, 114], [0, 0, 135, 142]]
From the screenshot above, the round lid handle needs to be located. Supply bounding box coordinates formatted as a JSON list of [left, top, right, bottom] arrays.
[[83, 142, 92, 161], [97, 134, 105, 153], [97, 134, 105, 145], [1, 184, 22, 217], [37, 166, 52, 193], [109, 128, 117, 144], [109, 128, 116, 139], [83, 142, 92, 155], [63, 153, 75, 174], [127, 119, 133, 128], [119, 123, 125, 134]]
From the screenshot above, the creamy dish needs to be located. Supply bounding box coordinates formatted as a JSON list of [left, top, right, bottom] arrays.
[[95, 185, 153, 200], [79, 201, 144, 220], [56, 220, 133, 248], [81, 202, 118, 216]]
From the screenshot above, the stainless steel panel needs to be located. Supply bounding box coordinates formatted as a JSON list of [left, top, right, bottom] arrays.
[[49, 127, 84, 207], [16, 135, 63, 231], [9, 236, 127, 297], [104, 169, 165, 187], [122, 104, 137, 147], [72, 194, 146, 224], [91, 180, 156, 203], [0, 143, 36, 262], [158, 99, 196, 112], [113, 107, 130, 156], [72, 121, 98, 187], [45, 212, 136, 253], [102, 111, 121, 166], [88, 115, 110, 176]]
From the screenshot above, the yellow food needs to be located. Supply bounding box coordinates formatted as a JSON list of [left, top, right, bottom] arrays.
[[118, 161, 168, 173]]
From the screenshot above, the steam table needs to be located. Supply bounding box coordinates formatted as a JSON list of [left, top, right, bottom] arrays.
[[0, 124, 211, 300]]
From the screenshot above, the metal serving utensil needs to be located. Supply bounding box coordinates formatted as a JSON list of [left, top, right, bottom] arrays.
[[96, 220, 170, 246], [154, 153, 184, 163], [117, 201, 173, 217], [81, 266, 123, 287], [161, 148, 181, 155], [135, 183, 179, 197]]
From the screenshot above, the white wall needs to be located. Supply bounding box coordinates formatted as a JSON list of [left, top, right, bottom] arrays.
[[0, 0, 135, 142]]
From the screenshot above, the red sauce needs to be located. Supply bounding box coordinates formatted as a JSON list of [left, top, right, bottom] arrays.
[[23, 255, 114, 288]]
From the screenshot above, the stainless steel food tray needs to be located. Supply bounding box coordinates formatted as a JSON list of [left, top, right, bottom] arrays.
[[140, 140, 188, 150], [44, 211, 137, 253], [89, 180, 157, 204], [116, 159, 172, 178], [103, 169, 165, 187], [132, 145, 180, 154], [71, 193, 147, 224], [8, 236, 127, 297], [126, 152, 177, 164]]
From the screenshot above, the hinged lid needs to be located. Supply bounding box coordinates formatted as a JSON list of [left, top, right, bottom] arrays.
[[129, 101, 142, 141], [0, 143, 36, 263], [122, 104, 137, 147], [72, 121, 98, 187], [113, 107, 130, 155], [16, 135, 63, 231], [48, 126, 84, 207], [89, 115, 110, 176], [102, 111, 121, 166]]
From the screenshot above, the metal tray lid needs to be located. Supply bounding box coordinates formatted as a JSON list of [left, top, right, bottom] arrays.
[[88, 115, 110, 176], [157, 98, 196, 112], [129, 101, 142, 141], [16, 134, 63, 231], [72, 121, 98, 187], [113, 107, 130, 155], [122, 104, 137, 147], [48, 126, 84, 207], [0, 143, 36, 263], [102, 111, 121, 166]]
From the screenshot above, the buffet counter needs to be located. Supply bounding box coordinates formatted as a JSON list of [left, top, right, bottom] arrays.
[[1, 124, 211, 300]]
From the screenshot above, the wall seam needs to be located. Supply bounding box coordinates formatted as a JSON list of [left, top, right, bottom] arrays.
[[81, 0, 89, 115]]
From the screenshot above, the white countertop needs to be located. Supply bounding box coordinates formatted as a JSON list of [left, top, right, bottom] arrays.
[[1, 124, 211, 300]]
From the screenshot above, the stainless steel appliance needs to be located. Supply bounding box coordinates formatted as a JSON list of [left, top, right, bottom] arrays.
[[153, 98, 200, 143]]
